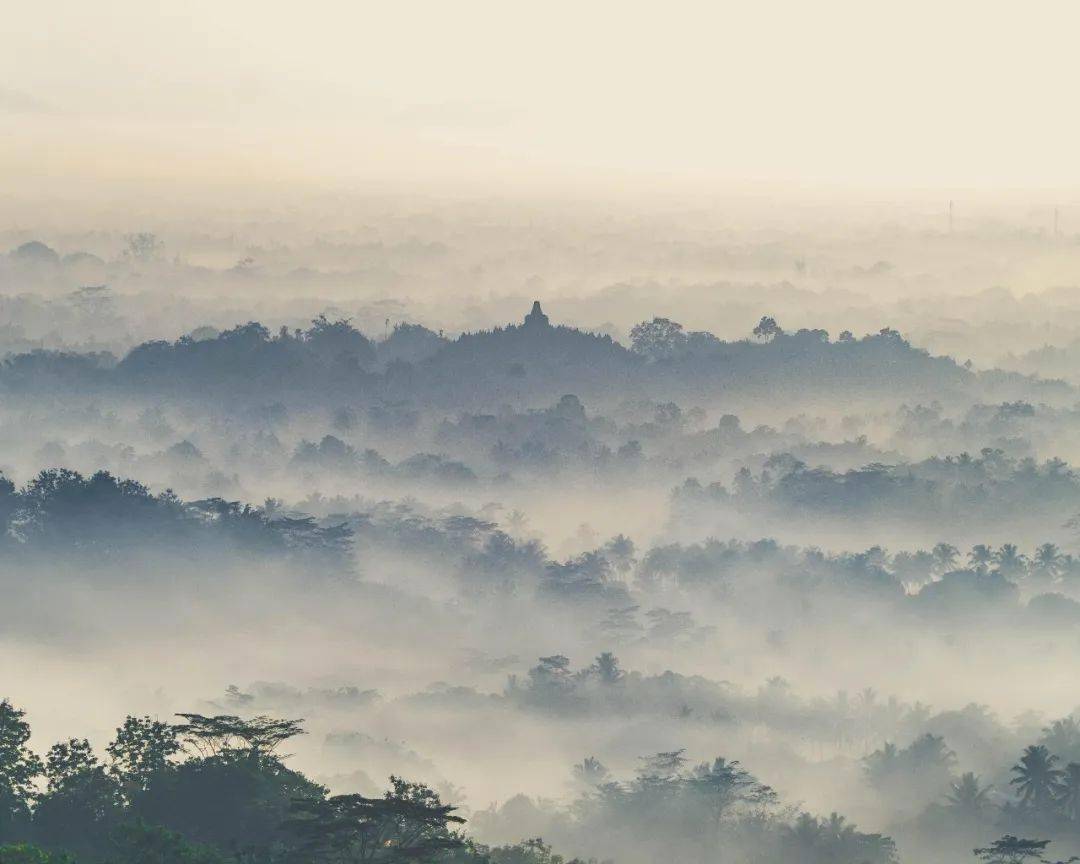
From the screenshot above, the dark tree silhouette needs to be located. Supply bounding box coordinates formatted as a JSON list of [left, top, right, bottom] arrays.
[[1011, 746, 1063, 814], [282, 778, 465, 864]]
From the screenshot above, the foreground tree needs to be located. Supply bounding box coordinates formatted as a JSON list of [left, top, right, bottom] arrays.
[[33, 739, 119, 858], [107, 716, 181, 797], [172, 713, 305, 757], [138, 755, 320, 851], [282, 777, 466, 864], [973, 835, 1077, 863], [0, 701, 42, 841], [108, 820, 225, 864]]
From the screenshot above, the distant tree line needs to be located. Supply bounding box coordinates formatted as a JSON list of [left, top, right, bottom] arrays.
[[0, 309, 980, 408]]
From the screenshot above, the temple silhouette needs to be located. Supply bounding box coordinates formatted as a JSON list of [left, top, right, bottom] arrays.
[[523, 300, 550, 328]]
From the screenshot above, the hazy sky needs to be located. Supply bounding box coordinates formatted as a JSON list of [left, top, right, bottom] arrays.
[[4, 0, 1080, 195]]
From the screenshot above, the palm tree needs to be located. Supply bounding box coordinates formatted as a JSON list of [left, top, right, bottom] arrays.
[[1011, 745, 1063, 813], [996, 544, 1028, 580], [864, 742, 898, 787], [783, 813, 822, 863], [932, 542, 960, 573], [1056, 762, 1080, 822], [1032, 543, 1064, 588], [1034, 543, 1063, 571], [1040, 718, 1080, 763], [969, 544, 994, 573], [945, 771, 991, 818], [603, 534, 636, 574], [822, 811, 854, 839]]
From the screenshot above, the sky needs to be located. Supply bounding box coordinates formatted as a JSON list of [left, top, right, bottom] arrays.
[[3, 0, 1080, 196]]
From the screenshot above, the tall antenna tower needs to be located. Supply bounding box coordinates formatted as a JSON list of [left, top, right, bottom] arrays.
[[1055, 207, 1060, 238], [948, 200, 954, 235]]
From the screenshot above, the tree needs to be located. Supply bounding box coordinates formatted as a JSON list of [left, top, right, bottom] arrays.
[[629, 318, 687, 361], [970, 544, 995, 573], [1033, 544, 1064, 587], [108, 820, 225, 864], [282, 778, 466, 864], [603, 535, 636, 574], [689, 756, 776, 821], [636, 750, 687, 783], [783, 812, 896, 864], [1057, 763, 1080, 822], [972, 835, 1075, 864], [305, 315, 376, 368], [932, 542, 960, 573], [133, 747, 323, 853], [172, 714, 305, 757], [33, 739, 120, 858], [589, 652, 622, 684], [864, 734, 956, 814], [1041, 719, 1080, 764], [0, 701, 42, 840], [0, 845, 72, 864], [572, 757, 609, 787], [124, 233, 163, 262], [752, 316, 783, 342], [996, 544, 1028, 580], [947, 772, 992, 818], [488, 838, 569, 864], [107, 716, 181, 795], [1011, 746, 1063, 814]]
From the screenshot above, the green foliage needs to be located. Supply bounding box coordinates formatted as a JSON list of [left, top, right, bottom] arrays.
[[172, 714, 304, 757], [0, 699, 911, 864], [487, 839, 574, 864], [106, 820, 225, 864], [0, 701, 43, 839], [134, 749, 323, 854], [282, 777, 465, 864], [35, 739, 120, 858], [0, 844, 72, 864], [974, 835, 1053, 863], [107, 718, 181, 795]]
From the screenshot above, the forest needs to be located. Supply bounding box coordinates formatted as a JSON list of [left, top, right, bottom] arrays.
[[6, 205, 1080, 864], [13, 1, 1080, 858]]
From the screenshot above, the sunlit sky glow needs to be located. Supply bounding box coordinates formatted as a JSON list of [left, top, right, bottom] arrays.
[[4, 0, 1080, 195]]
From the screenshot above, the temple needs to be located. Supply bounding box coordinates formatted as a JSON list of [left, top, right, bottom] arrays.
[[523, 300, 550, 328]]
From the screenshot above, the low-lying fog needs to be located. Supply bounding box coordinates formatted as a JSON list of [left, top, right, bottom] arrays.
[[5, 192, 1080, 864]]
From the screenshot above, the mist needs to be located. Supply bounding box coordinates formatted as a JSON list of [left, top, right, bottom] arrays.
[[7, 5, 1080, 864]]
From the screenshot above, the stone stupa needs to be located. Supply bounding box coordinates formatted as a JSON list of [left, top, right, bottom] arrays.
[[523, 300, 550, 328]]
